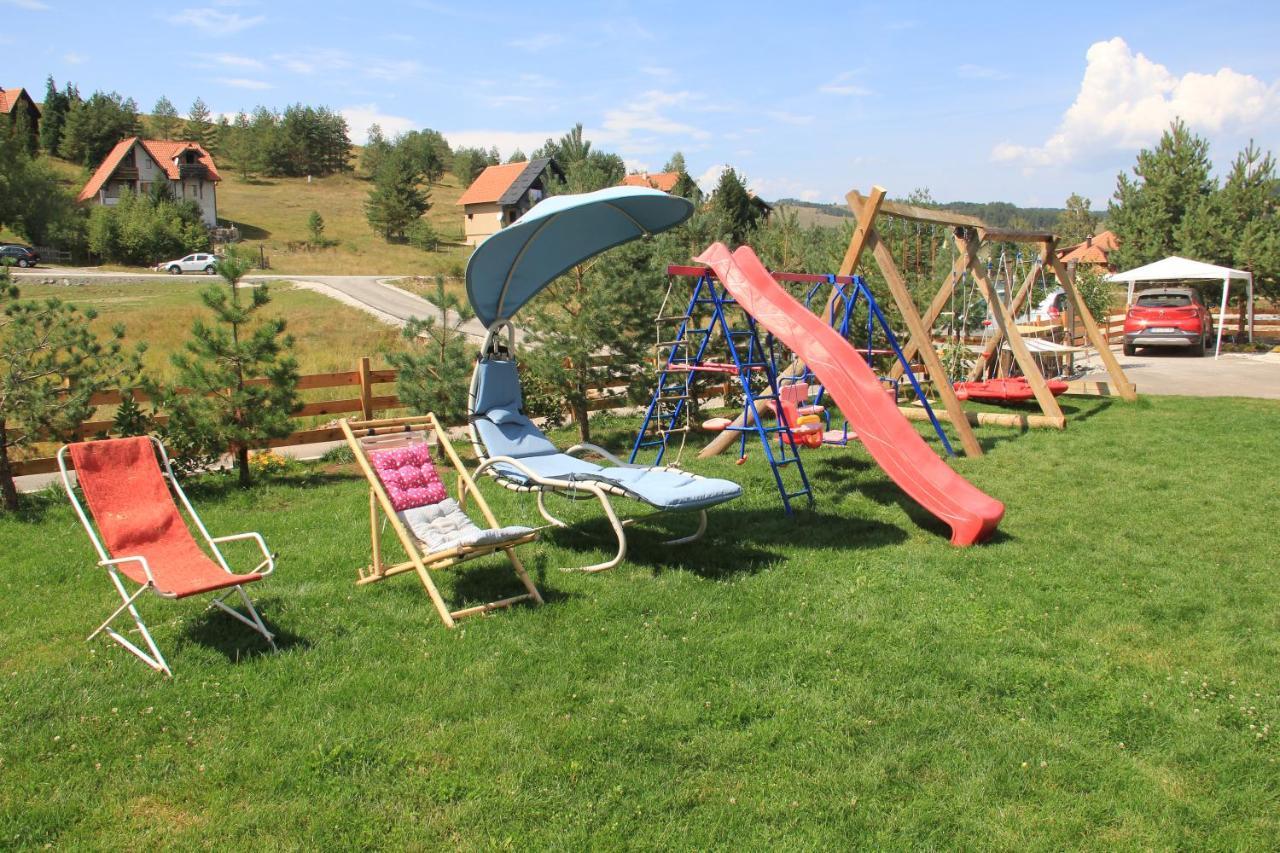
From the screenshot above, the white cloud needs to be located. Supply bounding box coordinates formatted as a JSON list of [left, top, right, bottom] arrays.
[[957, 64, 1009, 80], [341, 105, 420, 143], [443, 129, 557, 159], [591, 90, 713, 157], [508, 33, 563, 52], [640, 66, 675, 79], [765, 110, 814, 126], [271, 49, 353, 75], [166, 7, 265, 34], [696, 163, 727, 193], [364, 59, 424, 82], [2, 0, 50, 9], [818, 71, 871, 97], [203, 52, 264, 70], [219, 77, 271, 90], [63, 51, 87, 64], [994, 37, 1280, 167]]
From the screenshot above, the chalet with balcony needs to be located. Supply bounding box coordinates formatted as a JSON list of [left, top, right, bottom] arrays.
[[456, 157, 563, 245], [77, 137, 221, 226], [0, 86, 40, 152]]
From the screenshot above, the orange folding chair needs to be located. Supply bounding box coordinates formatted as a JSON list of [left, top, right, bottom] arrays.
[[58, 436, 277, 676]]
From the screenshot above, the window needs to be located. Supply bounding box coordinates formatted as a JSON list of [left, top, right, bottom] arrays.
[[1136, 293, 1192, 308]]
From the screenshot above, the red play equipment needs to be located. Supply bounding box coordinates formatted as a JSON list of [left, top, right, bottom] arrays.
[[696, 243, 1004, 546], [953, 377, 1069, 403]]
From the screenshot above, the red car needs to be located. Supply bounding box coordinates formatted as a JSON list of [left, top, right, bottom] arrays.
[[1123, 287, 1214, 357]]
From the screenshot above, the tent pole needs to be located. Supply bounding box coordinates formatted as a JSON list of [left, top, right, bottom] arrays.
[[1216, 275, 1229, 359]]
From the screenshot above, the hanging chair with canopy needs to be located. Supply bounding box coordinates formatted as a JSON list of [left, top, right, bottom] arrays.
[[464, 187, 743, 573]]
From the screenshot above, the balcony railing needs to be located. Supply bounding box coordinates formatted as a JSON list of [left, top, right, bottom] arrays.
[[178, 163, 208, 180]]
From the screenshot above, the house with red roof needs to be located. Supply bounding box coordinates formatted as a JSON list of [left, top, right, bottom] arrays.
[[1054, 229, 1119, 273], [77, 137, 222, 226], [620, 171, 681, 193], [0, 86, 41, 152], [456, 157, 563, 245]]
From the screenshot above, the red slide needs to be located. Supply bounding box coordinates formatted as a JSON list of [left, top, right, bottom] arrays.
[[695, 244, 1004, 546]]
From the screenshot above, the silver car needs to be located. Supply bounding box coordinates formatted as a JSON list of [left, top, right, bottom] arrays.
[[159, 253, 220, 275]]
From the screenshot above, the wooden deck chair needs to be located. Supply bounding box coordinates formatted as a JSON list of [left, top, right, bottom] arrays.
[[340, 414, 543, 628], [58, 436, 277, 677]]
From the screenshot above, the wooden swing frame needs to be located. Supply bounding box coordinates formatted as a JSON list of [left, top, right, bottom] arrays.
[[839, 186, 1136, 442], [340, 414, 543, 628]]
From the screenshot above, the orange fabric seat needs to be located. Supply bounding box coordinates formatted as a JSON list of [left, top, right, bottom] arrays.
[[69, 438, 263, 598]]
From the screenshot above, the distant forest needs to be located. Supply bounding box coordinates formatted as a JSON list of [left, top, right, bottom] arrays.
[[774, 198, 1075, 231]]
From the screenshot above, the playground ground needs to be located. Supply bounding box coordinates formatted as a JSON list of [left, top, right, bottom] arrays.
[[2, 393, 1277, 849], [1078, 346, 1280, 399]]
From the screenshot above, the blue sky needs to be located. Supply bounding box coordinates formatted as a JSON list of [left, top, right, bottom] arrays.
[[6, 0, 1279, 208]]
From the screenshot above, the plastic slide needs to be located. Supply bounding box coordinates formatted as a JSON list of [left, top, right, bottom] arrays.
[[694, 244, 1004, 546]]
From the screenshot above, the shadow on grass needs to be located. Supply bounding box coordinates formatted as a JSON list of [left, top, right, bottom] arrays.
[[531, 505, 906, 579], [180, 599, 309, 662], [234, 222, 272, 240], [450, 555, 579, 607]]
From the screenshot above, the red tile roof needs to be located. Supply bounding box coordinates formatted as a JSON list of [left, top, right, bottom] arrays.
[[1056, 230, 1118, 266], [456, 161, 533, 206], [620, 171, 681, 192], [77, 138, 221, 203], [0, 86, 38, 115]]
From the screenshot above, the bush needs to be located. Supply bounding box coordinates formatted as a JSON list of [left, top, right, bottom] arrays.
[[87, 192, 209, 266]]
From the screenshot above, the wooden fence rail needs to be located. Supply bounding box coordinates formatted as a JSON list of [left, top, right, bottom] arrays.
[[13, 358, 635, 478]]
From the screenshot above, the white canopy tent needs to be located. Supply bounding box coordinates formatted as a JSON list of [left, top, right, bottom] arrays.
[[1106, 256, 1254, 359]]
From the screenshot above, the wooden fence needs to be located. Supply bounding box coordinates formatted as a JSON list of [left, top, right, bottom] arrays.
[[13, 357, 634, 478]]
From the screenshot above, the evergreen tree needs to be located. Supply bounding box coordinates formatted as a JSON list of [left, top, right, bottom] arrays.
[[1108, 119, 1215, 270], [222, 111, 259, 179], [506, 148, 526, 164], [59, 91, 140, 166], [1056, 193, 1098, 246], [307, 210, 325, 246], [38, 76, 75, 156], [364, 151, 429, 240], [156, 252, 300, 487], [0, 268, 140, 510], [452, 146, 498, 187], [387, 276, 475, 424], [0, 125, 84, 248], [711, 167, 761, 245], [184, 97, 216, 148], [523, 238, 666, 442], [150, 96, 180, 140], [663, 152, 687, 174]]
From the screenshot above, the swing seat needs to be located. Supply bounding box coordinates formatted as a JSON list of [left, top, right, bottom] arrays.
[[954, 377, 1068, 403]]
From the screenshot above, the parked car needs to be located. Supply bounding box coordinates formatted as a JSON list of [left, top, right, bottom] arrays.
[[0, 244, 40, 268], [1123, 287, 1214, 356], [1027, 287, 1067, 324], [156, 253, 221, 275]]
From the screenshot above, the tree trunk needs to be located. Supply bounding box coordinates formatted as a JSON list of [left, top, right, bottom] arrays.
[[573, 401, 591, 444], [0, 419, 18, 513], [235, 444, 251, 488]]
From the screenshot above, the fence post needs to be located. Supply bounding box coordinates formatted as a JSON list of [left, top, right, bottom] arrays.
[[358, 357, 374, 420]]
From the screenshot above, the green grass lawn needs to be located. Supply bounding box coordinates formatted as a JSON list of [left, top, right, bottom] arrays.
[[1, 395, 1277, 848]]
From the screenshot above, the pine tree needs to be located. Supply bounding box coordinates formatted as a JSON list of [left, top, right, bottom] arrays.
[[1056, 193, 1098, 246], [711, 167, 761, 245], [59, 91, 140, 166], [364, 152, 429, 240], [307, 210, 325, 246], [222, 111, 258, 180], [156, 252, 300, 487], [184, 97, 214, 148], [150, 96, 180, 140], [38, 76, 74, 155], [0, 267, 140, 510], [506, 148, 526, 164], [387, 276, 475, 424], [360, 123, 391, 177], [1108, 119, 1215, 270], [663, 152, 687, 174]]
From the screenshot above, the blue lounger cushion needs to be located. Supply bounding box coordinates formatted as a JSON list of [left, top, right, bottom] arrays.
[[472, 358, 742, 512]]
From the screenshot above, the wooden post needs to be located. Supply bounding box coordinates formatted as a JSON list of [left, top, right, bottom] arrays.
[[1047, 253, 1137, 401], [358, 356, 374, 420], [849, 190, 984, 457], [958, 234, 1067, 429], [889, 249, 970, 380]]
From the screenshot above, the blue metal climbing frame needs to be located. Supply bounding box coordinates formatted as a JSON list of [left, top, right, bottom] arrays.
[[630, 270, 814, 514]]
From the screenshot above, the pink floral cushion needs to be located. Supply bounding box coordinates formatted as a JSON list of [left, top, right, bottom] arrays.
[[369, 444, 448, 511]]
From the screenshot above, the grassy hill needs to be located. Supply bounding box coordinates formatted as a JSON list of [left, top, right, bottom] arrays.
[[217, 166, 473, 277]]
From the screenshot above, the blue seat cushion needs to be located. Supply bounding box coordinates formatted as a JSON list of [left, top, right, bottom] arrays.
[[593, 468, 743, 511]]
